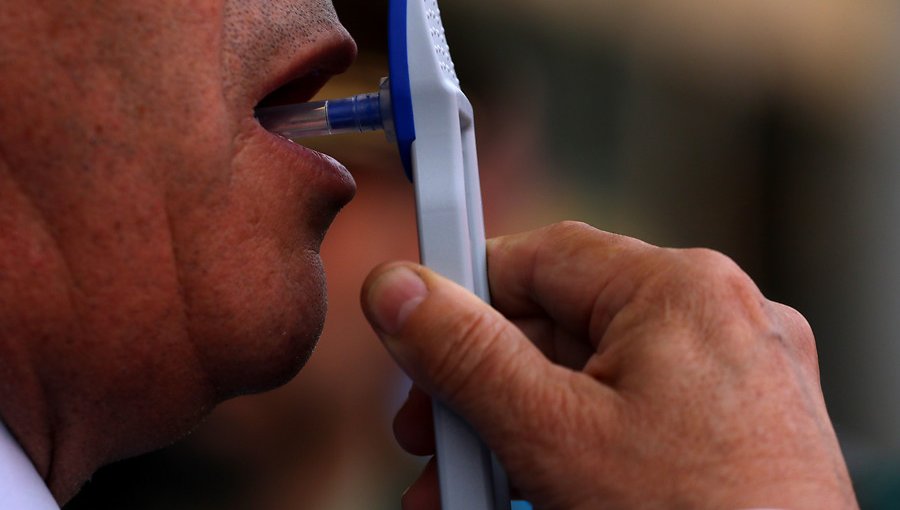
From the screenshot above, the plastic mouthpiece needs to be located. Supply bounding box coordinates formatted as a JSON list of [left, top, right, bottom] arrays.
[[255, 92, 383, 139]]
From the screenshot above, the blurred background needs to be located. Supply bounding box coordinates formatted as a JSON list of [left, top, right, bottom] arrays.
[[65, 0, 900, 508]]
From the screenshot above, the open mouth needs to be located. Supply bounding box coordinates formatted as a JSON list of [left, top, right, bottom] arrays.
[[236, 32, 359, 219], [255, 71, 333, 110], [252, 35, 357, 127], [253, 71, 335, 140]]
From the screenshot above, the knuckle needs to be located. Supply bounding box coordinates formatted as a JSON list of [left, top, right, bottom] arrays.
[[642, 248, 776, 353], [671, 248, 762, 308], [542, 220, 599, 245], [539, 220, 644, 263], [781, 304, 815, 342], [637, 248, 821, 375], [771, 302, 819, 363], [681, 248, 744, 280]]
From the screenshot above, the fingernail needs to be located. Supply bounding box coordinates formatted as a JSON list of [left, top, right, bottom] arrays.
[[368, 266, 428, 335]]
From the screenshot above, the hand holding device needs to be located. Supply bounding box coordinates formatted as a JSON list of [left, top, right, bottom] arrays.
[[362, 222, 858, 510]]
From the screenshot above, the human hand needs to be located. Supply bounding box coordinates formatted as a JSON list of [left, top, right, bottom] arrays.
[[361, 222, 857, 509]]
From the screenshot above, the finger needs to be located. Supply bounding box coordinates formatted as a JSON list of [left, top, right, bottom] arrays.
[[402, 458, 440, 510], [394, 385, 435, 456], [487, 221, 656, 347], [512, 316, 595, 371], [361, 261, 615, 465]]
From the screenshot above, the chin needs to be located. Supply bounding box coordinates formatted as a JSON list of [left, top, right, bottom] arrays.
[[191, 249, 331, 401]]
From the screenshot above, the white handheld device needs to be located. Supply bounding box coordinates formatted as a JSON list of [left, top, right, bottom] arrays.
[[255, 1, 511, 508], [388, 2, 511, 509]]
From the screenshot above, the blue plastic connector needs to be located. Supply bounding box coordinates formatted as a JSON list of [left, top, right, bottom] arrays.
[[326, 92, 383, 132], [255, 91, 385, 139]]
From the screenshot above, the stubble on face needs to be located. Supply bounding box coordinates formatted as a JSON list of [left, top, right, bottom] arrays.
[[0, 0, 355, 501], [222, 0, 343, 106]]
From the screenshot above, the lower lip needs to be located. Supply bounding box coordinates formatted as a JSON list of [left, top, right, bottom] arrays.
[[251, 119, 357, 207]]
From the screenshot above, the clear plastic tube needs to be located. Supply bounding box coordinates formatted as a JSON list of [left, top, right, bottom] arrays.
[[255, 92, 384, 140], [255, 101, 331, 139]]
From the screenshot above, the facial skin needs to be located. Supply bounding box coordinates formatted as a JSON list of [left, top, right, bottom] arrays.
[[0, 0, 356, 502]]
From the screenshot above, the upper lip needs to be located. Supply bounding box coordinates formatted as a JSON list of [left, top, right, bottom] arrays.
[[253, 31, 358, 110]]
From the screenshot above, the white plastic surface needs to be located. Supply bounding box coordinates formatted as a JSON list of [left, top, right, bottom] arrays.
[[0, 421, 60, 510], [406, 1, 510, 509]]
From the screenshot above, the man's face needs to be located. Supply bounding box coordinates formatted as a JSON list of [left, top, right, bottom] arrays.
[[0, 0, 356, 493]]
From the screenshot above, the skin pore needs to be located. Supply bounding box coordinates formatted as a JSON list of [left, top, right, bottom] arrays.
[[0, 0, 355, 502]]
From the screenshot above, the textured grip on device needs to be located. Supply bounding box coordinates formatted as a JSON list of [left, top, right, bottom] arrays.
[[424, 0, 459, 86]]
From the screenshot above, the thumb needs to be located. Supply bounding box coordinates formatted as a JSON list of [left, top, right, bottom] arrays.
[[361, 261, 571, 454]]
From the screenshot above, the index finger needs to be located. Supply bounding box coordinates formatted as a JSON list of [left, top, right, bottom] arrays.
[[487, 222, 657, 344]]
